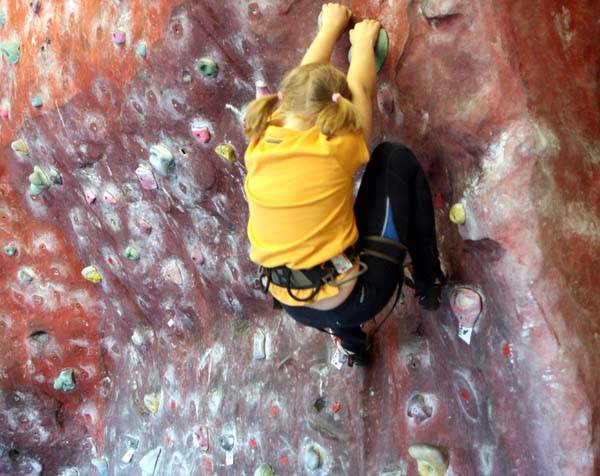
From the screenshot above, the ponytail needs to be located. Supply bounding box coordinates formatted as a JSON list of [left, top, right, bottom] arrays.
[[243, 94, 279, 141], [315, 95, 362, 139]]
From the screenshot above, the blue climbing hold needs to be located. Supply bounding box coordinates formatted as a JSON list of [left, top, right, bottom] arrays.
[[135, 42, 147, 59], [31, 94, 43, 108]]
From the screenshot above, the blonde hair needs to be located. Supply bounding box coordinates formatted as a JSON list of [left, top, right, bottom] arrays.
[[244, 63, 361, 141]]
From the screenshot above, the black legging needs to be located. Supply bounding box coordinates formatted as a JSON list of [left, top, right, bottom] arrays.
[[281, 142, 442, 353]]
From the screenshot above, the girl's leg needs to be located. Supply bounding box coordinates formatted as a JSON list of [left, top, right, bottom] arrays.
[[355, 142, 442, 299]]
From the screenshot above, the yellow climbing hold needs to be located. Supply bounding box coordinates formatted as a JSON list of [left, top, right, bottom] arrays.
[[215, 143, 236, 163], [143, 393, 160, 413], [81, 265, 102, 284], [11, 139, 29, 156], [449, 203, 466, 225], [408, 444, 449, 476]]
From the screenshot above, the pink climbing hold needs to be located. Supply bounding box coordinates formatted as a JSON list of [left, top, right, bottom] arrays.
[[191, 246, 204, 265], [103, 192, 117, 204], [0, 106, 8, 119], [191, 125, 211, 144], [112, 30, 126, 45], [84, 190, 97, 204], [135, 164, 158, 190], [196, 426, 209, 451], [255, 80, 270, 99]]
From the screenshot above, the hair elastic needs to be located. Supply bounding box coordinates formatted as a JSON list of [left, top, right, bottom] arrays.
[[332, 93, 341, 103], [277, 91, 284, 101]]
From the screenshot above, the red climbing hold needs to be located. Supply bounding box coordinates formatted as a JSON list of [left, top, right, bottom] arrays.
[[279, 455, 289, 466], [249, 438, 257, 449], [270, 405, 279, 417], [503, 343, 511, 358], [332, 401, 342, 413]]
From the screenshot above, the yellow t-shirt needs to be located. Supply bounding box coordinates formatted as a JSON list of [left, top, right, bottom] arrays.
[[244, 123, 370, 306]]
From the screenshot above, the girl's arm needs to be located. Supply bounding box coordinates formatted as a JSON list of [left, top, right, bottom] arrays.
[[301, 3, 352, 66]]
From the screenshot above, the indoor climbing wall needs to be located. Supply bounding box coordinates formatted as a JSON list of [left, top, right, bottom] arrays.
[[1, 0, 599, 475]]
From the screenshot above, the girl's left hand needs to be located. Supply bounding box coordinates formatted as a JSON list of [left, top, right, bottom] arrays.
[[321, 3, 352, 35]]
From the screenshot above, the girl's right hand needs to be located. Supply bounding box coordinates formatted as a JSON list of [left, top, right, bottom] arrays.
[[349, 19, 381, 49]]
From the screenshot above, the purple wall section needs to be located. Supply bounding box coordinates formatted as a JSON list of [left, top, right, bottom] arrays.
[[0, 1, 598, 475]]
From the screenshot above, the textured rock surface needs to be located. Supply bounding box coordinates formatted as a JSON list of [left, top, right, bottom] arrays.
[[0, 1, 598, 475]]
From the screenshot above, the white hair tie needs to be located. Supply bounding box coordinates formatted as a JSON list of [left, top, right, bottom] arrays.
[[332, 93, 341, 103]]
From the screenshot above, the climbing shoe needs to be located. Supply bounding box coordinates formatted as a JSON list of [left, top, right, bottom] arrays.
[[417, 270, 447, 311], [331, 335, 372, 368]]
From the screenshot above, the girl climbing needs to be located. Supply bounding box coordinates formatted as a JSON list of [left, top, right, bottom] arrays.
[[243, 3, 444, 367]]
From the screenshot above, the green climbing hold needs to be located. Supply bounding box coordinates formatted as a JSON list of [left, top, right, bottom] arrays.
[[348, 28, 389, 72], [31, 94, 43, 108], [123, 245, 140, 261], [253, 464, 275, 476], [4, 244, 16, 256], [195, 57, 219, 78], [215, 143, 236, 163], [29, 166, 51, 196], [135, 42, 147, 59], [53, 369, 76, 392], [0, 40, 20, 64]]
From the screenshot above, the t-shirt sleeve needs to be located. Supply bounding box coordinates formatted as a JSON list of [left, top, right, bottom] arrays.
[[327, 132, 370, 176]]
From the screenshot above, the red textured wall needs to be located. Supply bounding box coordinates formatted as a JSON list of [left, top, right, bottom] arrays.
[[0, 1, 598, 475]]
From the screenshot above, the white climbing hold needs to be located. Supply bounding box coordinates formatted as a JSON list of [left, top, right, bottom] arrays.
[[253, 330, 266, 360], [138, 447, 162, 476], [149, 144, 174, 176]]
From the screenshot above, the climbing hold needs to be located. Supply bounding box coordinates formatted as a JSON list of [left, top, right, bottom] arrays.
[[17, 267, 36, 284], [407, 393, 434, 423], [191, 123, 211, 143], [103, 191, 117, 204], [53, 369, 76, 392], [31, 1, 41, 14], [123, 245, 140, 261], [450, 287, 482, 344], [135, 42, 147, 59], [81, 265, 102, 284], [144, 393, 160, 413], [31, 94, 43, 108], [4, 244, 17, 256], [255, 80, 270, 99], [196, 426, 209, 451], [219, 434, 235, 452], [121, 448, 135, 464], [253, 330, 266, 360], [137, 218, 153, 234], [305, 447, 321, 470], [29, 166, 51, 196], [195, 57, 219, 78], [191, 246, 204, 265], [253, 463, 275, 476], [348, 28, 389, 72], [215, 143, 236, 163], [408, 444, 449, 476], [0, 105, 8, 119], [0, 40, 20, 64], [331, 401, 342, 413], [138, 447, 162, 476], [48, 169, 62, 185], [91, 458, 108, 476], [149, 144, 174, 176], [0, 11, 5, 27], [112, 30, 126, 45], [84, 190, 97, 204], [449, 203, 466, 224], [11, 139, 29, 156], [135, 163, 158, 190]]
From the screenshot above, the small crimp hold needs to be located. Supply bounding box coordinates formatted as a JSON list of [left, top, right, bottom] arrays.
[[191, 123, 211, 143], [53, 369, 76, 392], [81, 265, 102, 283], [215, 143, 236, 163], [11, 139, 29, 156], [123, 245, 140, 261], [195, 57, 219, 78], [149, 144, 174, 176]]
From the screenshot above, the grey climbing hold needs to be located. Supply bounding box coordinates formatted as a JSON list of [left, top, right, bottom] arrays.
[[135, 42, 147, 59], [123, 245, 140, 261], [53, 369, 76, 392], [4, 244, 17, 256], [29, 166, 51, 196], [253, 330, 266, 360], [195, 57, 219, 78], [149, 144, 174, 176], [47, 168, 63, 185], [253, 463, 275, 476], [17, 267, 36, 284], [138, 447, 162, 476], [11, 139, 29, 156], [31, 94, 43, 108], [219, 434, 235, 452], [0, 39, 20, 64], [305, 447, 321, 470]]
